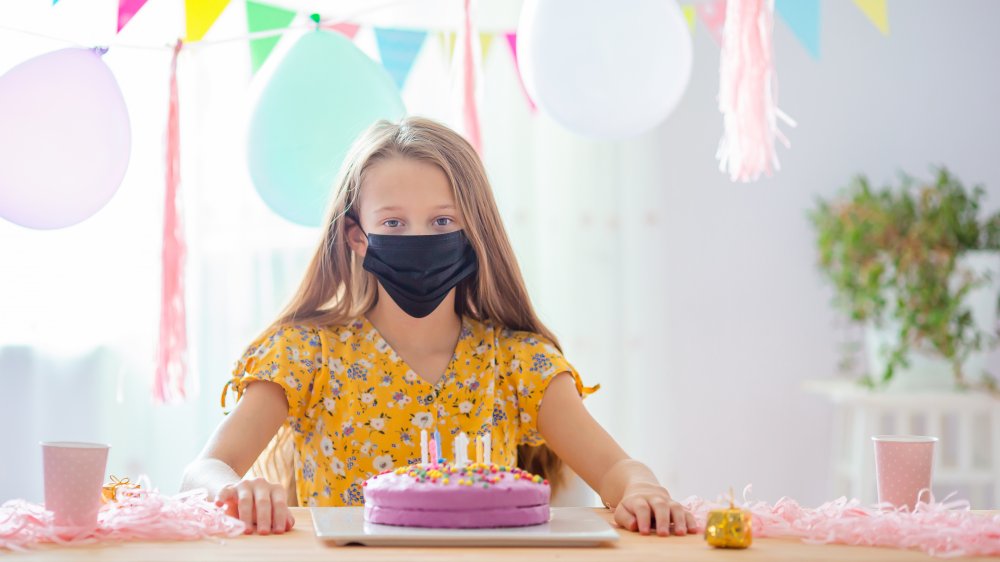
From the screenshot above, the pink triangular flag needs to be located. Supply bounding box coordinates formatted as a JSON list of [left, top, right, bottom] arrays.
[[504, 32, 536, 112], [322, 21, 360, 40], [697, 0, 727, 45], [118, 0, 150, 32]]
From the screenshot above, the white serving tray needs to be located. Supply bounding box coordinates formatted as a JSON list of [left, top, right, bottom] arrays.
[[311, 506, 620, 547]]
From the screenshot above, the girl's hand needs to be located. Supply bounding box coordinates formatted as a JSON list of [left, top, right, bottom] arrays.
[[613, 482, 698, 536], [215, 477, 295, 535]]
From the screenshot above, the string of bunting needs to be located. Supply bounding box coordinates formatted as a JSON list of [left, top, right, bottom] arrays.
[[22, 0, 891, 96]]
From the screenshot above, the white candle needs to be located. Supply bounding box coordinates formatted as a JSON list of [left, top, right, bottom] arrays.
[[483, 433, 491, 465], [420, 430, 429, 464], [454, 432, 469, 467]]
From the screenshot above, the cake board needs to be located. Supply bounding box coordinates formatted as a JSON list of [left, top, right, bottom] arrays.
[[311, 506, 620, 547]]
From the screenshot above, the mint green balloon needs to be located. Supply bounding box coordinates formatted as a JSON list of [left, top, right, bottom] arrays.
[[248, 30, 406, 227]]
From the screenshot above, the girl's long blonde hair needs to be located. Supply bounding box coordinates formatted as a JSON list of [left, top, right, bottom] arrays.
[[251, 116, 566, 503]]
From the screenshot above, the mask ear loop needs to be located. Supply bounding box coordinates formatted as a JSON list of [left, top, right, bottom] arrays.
[[344, 210, 369, 241]]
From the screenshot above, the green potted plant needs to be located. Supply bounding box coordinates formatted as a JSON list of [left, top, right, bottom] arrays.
[[810, 167, 1000, 392]]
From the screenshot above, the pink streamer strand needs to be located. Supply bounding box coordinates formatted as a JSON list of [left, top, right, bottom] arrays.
[[504, 33, 536, 113], [0, 477, 245, 551], [154, 40, 188, 404], [682, 485, 1000, 558], [461, 0, 482, 154], [716, 0, 796, 183]]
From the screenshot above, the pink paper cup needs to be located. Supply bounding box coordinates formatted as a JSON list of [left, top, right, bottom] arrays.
[[41, 441, 110, 538], [872, 435, 937, 511]]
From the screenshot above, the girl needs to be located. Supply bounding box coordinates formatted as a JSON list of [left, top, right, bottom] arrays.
[[182, 117, 696, 537]]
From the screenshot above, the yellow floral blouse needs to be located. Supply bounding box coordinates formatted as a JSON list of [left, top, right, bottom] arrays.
[[222, 315, 599, 507]]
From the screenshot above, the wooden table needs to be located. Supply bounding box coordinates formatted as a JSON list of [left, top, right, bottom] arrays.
[[7, 507, 1000, 561]]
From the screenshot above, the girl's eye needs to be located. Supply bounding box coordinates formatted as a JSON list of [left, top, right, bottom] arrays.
[[434, 217, 453, 227], [383, 219, 402, 228]]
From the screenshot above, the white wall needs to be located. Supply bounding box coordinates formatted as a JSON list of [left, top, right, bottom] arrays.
[[643, 0, 1000, 506]]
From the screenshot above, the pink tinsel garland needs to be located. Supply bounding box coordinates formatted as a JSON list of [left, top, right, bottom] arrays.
[[0, 478, 244, 552], [153, 39, 188, 404], [716, 0, 796, 182], [682, 485, 1000, 558], [6, 480, 997, 556]]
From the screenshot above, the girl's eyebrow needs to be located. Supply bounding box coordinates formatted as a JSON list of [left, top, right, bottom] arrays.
[[373, 204, 456, 213]]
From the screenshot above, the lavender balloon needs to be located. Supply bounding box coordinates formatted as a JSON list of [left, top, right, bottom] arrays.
[[0, 48, 131, 229]]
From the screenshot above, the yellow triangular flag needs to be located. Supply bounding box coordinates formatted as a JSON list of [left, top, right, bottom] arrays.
[[682, 4, 696, 33], [185, 0, 231, 42], [852, 0, 889, 35], [480, 32, 494, 62], [438, 31, 456, 61]]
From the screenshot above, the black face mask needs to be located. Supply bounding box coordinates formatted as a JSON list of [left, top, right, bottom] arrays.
[[361, 230, 479, 318]]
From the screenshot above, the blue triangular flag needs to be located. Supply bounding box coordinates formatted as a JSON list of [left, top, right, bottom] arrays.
[[776, 0, 820, 58], [374, 28, 428, 91]]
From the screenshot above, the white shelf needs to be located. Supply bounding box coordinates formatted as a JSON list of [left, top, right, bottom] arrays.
[[805, 378, 1000, 509]]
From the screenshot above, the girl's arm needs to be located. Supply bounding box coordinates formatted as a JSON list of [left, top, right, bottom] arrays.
[[181, 381, 295, 534], [537, 373, 697, 536]]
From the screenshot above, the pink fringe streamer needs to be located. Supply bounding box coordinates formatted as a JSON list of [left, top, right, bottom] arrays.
[[461, 0, 482, 154], [0, 477, 245, 552], [154, 39, 188, 404], [682, 485, 1000, 558], [716, 0, 796, 183]]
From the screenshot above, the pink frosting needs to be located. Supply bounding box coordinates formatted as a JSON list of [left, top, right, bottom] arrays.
[[365, 505, 550, 528], [363, 462, 550, 528]]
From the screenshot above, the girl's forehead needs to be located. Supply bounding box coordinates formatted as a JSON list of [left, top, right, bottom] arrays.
[[359, 157, 456, 212]]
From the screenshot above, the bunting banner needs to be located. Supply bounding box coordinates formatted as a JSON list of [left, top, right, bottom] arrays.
[[323, 21, 360, 40], [438, 31, 456, 62], [117, 0, 150, 32], [438, 31, 493, 64], [374, 28, 428, 90], [775, 0, 820, 58], [246, 0, 296, 74], [682, 5, 697, 33], [62, 0, 891, 75], [185, 0, 231, 42], [853, 0, 889, 35], [479, 32, 495, 62], [697, 0, 727, 45]]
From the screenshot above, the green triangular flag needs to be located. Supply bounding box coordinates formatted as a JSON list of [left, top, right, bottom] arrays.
[[246, 0, 297, 74]]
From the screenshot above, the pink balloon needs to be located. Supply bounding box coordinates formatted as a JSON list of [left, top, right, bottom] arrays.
[[0, 48, 131, 229]]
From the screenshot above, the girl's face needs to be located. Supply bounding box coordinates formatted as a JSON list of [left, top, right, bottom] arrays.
[[348, 157, 464, 256]]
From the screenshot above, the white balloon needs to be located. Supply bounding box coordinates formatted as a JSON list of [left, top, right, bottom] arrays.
[[517, 0, 693, 139]]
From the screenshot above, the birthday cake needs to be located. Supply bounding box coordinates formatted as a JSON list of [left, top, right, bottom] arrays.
[[362, 462, 551, 528]]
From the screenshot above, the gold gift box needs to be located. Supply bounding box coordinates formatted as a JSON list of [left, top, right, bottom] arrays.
[[704, 499, 752, 549], [101, 476, 140, 504]]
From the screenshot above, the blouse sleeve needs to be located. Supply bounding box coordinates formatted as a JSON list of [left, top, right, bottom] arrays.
[[221, 324, 326, 423], [502, 330, 600, 447]]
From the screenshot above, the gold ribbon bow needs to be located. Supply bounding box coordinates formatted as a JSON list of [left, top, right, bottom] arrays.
[[101, 475, 140, 503]]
